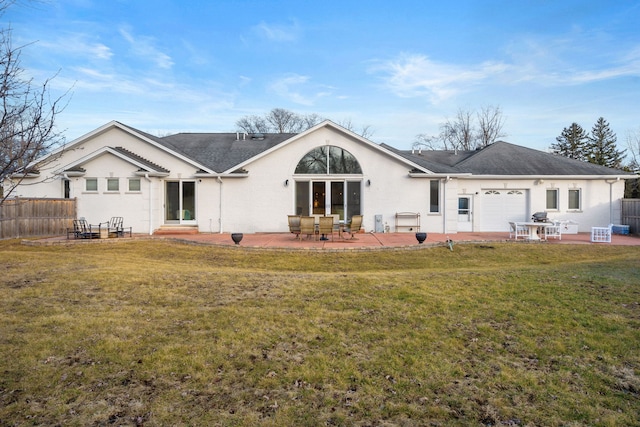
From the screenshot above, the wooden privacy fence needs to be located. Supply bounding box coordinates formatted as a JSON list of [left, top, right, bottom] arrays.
[[621, 199, 640, 235], [0, 198, 76, 239]]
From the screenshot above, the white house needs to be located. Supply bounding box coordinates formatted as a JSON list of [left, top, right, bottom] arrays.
[[5, 120, 634, 235]]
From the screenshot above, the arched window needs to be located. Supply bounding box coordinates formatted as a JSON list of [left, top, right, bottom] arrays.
[[295, 146, 362, 174]]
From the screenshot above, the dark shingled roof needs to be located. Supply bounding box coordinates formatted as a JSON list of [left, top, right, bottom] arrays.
[[158, 132, 297, 173], [455, 141, 627, 175], [112, 147, 170, 173], [393, 141, 630, 176], [114, 122, 631, 177], [381, 143, 466, 174]]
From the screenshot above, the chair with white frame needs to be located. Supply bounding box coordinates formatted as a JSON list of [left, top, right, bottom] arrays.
[[590, 224, 612, 243]]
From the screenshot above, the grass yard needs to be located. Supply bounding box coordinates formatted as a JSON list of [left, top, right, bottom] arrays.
[[0, 239, 639, 426]]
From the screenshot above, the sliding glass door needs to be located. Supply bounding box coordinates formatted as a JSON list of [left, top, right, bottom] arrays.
[[165, 181, 196, 223]]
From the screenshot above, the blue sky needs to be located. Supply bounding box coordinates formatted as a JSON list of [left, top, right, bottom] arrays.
[[5, 0, 640, 152]]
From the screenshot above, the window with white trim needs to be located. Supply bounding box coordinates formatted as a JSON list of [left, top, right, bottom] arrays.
[[85, 178, 97, 192], [106, 178, 119, 192], [128, 178, 141, 192], [568, 189, 581, 210]]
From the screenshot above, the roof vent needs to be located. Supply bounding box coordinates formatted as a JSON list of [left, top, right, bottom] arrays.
[[251, 133, 265, 140]]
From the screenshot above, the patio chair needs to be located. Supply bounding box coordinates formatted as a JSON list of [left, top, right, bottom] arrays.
[[508, 221, 528, 240], [343, 215, 363, 240], [104, 217, 132, 237], [287, 215, 301, 238], [544, 222, 562, 240], [318, 216, 334, 241], [591, 224, 612, 243], [299, 216, 316, 241], [67, 219, 100, 239]]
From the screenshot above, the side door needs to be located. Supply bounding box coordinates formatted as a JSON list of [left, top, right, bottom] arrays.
[[457, 195, 472, 232]]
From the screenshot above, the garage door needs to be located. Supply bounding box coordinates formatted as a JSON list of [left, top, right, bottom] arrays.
[[479, 189, 528, 231]]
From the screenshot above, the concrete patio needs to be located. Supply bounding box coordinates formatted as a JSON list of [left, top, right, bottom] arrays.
[[26, 229, 639, 250], [147, 230, 640, 250]]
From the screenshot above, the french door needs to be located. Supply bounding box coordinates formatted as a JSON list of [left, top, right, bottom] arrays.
[[295, 180, 361, 221], [165, 181, 196, 223]]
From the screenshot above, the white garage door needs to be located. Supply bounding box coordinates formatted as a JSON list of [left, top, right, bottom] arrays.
[[480, 189, 528, 231]]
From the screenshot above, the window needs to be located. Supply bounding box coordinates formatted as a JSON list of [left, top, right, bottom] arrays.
[[568, 189, 581, 210], [546, 189, 558, 210], [63, 179, 71, 198], [128, 178, 141, 192], [295, 146, 362, 174], [429, 180, 440, 213], [107, 178, 119, 192], [85, 178, 97, 192]]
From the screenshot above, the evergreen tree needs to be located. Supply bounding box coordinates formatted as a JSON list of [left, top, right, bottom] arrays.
[[551, 123, 588, 160], [586, 117, 625, 168]]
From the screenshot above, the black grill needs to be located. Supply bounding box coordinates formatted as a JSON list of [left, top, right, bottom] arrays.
[[531, 212, 549, 223]]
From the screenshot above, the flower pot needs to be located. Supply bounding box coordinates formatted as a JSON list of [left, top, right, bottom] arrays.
[[415, 232, 427, 244], [231, 233, 243, 245]]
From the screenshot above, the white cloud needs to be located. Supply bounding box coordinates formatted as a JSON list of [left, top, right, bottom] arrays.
[[119, 26, 174, 69], [269, 74, 315, 106], [253, 20, 300, 42], [372, 53, 510, 103], [29, 32, 113, 61]]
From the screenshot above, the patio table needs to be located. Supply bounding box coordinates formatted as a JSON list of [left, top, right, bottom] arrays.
[[521, 222, 552, 241]]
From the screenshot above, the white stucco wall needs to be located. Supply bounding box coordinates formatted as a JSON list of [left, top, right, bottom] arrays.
[[6, 122, 628, 235], [216, 127, 440, 233], [452, 177, 625, 232]]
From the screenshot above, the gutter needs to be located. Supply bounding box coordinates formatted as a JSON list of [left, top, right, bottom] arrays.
[[451, 174, 633, 180]]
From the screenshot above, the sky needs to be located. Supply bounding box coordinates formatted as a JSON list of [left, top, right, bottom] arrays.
[[4, 0, 640, 153]]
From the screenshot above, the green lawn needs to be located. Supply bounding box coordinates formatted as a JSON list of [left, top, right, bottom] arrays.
[[1, 239, 639, 426]]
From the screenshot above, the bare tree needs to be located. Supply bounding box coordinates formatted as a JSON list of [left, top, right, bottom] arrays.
[[412, 134, 441, 152], [1, 2, 68, 203], [624, 128, 640, 198], [265, 108, 304, 133], [337, 118, 374, 139], [300, 113, 324, 130], [438, 109, 475, 151], [235, 115, 269, 134], [476, 105, 506, 147], [626, 128, 640, 171], [413, 106, 507, 151], [235, 108, 374, 138]]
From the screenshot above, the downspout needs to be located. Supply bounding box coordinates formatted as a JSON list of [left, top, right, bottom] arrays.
[[605, 177, 620, 224], [143, 173, 153, 235], [443, 176, 450, 233], [217, 176, 223, 233]]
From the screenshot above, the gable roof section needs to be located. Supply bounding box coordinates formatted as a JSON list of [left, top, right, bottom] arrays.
[[225, 120, 433, 174], [111, 147, 170, 173], [35, 121, 216, 174], [41, 121, 635, 180], [157, 132, 296, 173], [394, 141, 632, 177], [455, 141, 630, 176], [58, 146, 170, 175], [380, 143, 463, 174]]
